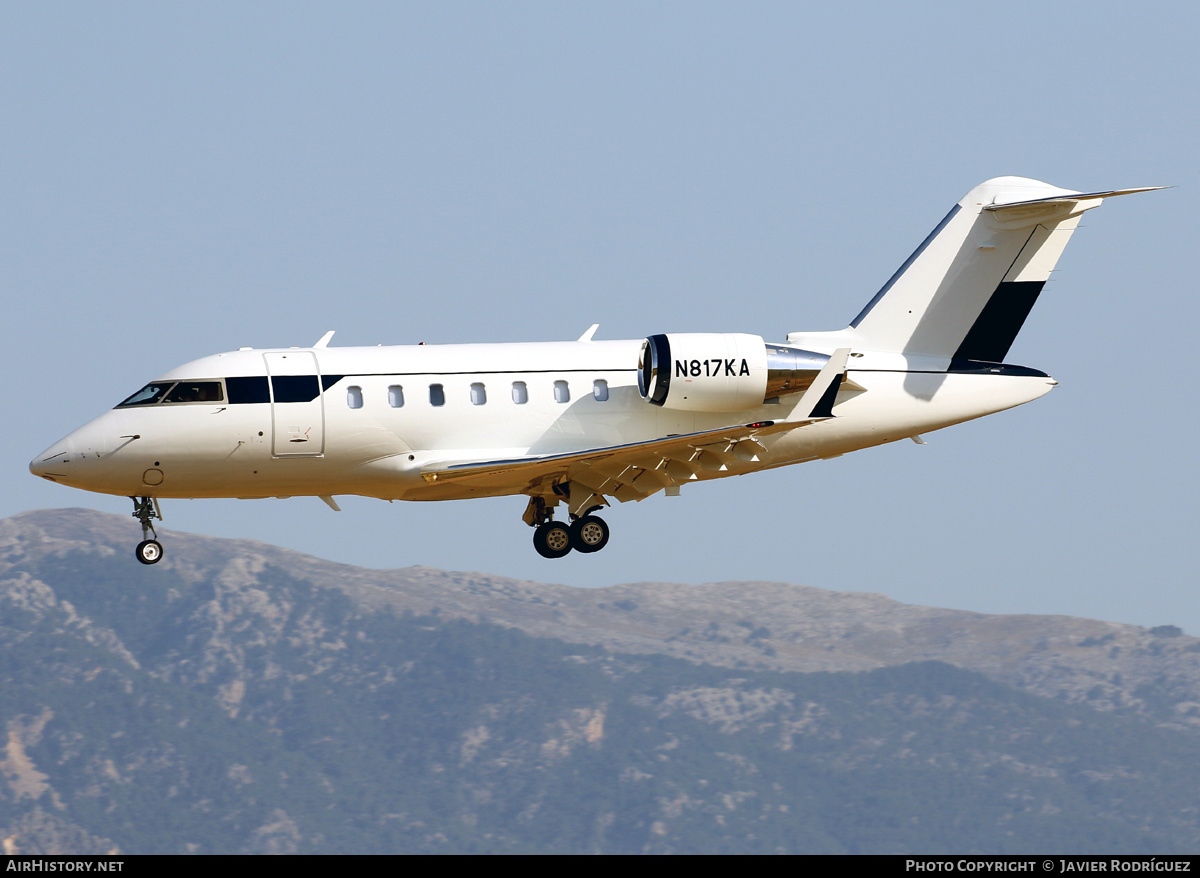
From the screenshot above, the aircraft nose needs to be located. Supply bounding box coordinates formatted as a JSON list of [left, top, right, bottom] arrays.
[[30, 440, 73, 483]]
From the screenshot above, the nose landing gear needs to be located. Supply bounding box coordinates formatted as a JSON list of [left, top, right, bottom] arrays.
[[130, 496, 164, 565]]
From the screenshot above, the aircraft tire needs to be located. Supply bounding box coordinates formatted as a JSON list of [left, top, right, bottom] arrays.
[[136, 539, 164, 565], [570, 515, 609, 554], [533, 522, 572, 559]]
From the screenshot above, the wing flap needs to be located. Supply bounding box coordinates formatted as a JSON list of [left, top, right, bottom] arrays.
[[422, 420, 791, 484], [420, 348, 851, 507]]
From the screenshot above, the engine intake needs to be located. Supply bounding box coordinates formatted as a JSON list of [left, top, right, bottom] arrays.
[[638, 333, 829, 412]]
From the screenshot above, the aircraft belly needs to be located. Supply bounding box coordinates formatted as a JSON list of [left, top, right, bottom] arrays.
[[765, 371, 1055, 463]]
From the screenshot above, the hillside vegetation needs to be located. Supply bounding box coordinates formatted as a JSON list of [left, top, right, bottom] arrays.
[[1, 509, 1197, 854]]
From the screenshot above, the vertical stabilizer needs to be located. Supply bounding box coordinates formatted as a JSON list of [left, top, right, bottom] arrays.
[[806, 178, 1159, 362]]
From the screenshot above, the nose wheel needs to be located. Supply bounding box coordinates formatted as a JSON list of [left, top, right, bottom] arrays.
[[136, 539, 164, 565], [130, 496, 164, 565]]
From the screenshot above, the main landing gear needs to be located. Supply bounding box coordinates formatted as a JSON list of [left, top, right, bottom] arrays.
[[526, 497, 611, 559], [130, 496, 164, 565], [533, 521, 572, 559]]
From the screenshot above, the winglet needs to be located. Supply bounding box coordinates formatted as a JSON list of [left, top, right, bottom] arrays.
[[313, 330, 336, 349], [790, 348, 850, 421], [577, 324, 599, 343]]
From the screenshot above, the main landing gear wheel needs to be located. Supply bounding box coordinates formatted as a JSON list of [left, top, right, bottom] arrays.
[[136, 539, 163, 565], [533, 521, 573, 559], [570, 515, 609, 554]]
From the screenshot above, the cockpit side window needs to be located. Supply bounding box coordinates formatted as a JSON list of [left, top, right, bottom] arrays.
[[116, 383, 174, 408], [163, 381, 224, 404], [226, 376, 270, 404]]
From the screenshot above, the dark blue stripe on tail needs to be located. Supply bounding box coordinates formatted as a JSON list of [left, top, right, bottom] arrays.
[[953, 280, 1046, 363]]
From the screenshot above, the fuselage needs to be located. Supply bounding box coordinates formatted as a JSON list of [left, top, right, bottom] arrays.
[[28, 176, 1153, 565], [30, 337, 1055, 503]]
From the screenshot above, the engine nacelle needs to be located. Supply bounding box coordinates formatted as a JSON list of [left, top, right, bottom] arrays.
[[638, 333, 829, 412]]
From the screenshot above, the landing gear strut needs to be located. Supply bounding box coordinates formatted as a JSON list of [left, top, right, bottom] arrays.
[[525, 495, 611, 559], [130, 496, 163, 565]]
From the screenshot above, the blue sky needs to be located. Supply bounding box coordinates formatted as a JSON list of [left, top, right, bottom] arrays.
[[4, 2, 1197, 632]]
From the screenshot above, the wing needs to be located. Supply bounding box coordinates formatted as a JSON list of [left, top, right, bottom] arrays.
[[421, 349, 849, 515]]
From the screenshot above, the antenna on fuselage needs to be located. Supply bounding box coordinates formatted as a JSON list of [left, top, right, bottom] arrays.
[[313, 330, 336, 349]]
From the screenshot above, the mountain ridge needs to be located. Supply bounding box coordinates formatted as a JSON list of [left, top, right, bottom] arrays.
[[3, 508, 1197, 732], [2, 507, 1200, 853]]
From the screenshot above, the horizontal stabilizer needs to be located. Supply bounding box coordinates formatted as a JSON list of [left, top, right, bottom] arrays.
[[984, 187, 1167, 211]]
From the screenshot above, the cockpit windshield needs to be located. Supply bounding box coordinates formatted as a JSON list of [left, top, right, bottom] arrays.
[[115, 380, 224, 408], [117, 383, 174, 407]]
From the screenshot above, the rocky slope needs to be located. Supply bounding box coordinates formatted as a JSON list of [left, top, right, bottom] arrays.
[[1, 508, 1198, 854], [3, 509, 1194, 731]]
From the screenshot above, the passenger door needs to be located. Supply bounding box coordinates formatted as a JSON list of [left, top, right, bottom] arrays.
[[264, 351, 326, 457]]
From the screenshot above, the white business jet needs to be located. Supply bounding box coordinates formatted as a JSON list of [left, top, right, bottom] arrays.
[[31, 177, 1159, 564]]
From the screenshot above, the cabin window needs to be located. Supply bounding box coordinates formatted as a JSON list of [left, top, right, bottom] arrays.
[[592, 379, 609, 402], [388, 385, 405, 408], [554, 380, 570, 403], [470, 382, 487, 405], [511, 381, 528, 404], [346, 385, 363, 409], [429, 383, 445, 407]]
